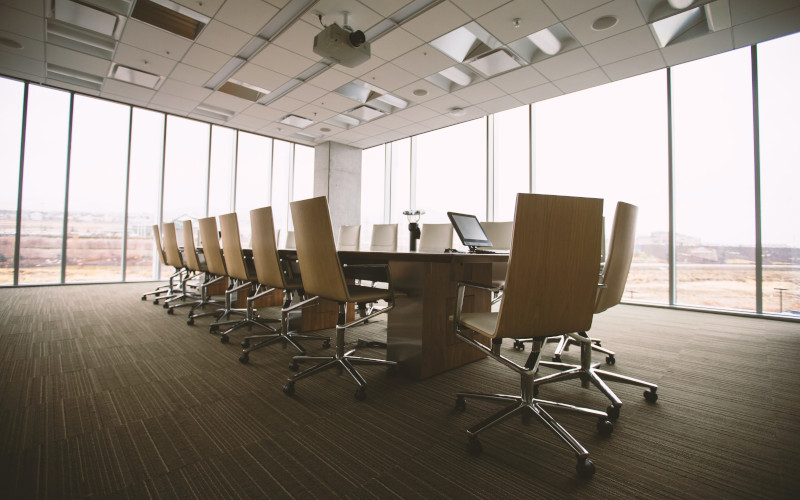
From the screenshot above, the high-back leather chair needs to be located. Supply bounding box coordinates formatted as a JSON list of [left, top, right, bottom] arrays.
[[283, 196, 396, 401], [453, 193, 612, 478], [417, 223, 453, 252], [534, 202, 658, 420], [238, 206, 330, 364]]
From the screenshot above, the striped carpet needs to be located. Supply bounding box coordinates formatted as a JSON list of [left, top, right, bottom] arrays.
[[0, 283, 798, 499]]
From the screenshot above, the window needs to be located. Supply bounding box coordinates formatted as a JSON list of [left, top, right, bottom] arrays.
[[126, 109, 164, 280], [65, 95, 130, 282], [208, 125, 236, 218], [389, 138, 411, 251], [361, 145, 386, 249], [163, 115, 209, 227], [18, 85, 71, 284], [757, 32, 800, 315], [0, 78, 24, 284], [235, 132, 272, 246], [534, 70, 669, 303], [671, 48, 756, 311], [271, 140, 293, 241], [493, 105, 530, 222]]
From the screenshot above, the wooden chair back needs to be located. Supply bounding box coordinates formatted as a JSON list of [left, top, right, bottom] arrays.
[[338, 225, 361, 250], [250, 206, 286, 289], [151, 225, 168, 266], [182, 220, 201, 272], [494, 194, 603, 339], [219, 213, 249, 281], [595, 202, 638, 314], [418, 223, 453, 252], [370, 223, 398, 252], [198, 216, 226, 277], [162, 222, 183, 268], [290, 197, 349, 302]]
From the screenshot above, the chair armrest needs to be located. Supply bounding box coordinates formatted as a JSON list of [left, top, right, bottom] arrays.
[[454, 281, 503, 325]]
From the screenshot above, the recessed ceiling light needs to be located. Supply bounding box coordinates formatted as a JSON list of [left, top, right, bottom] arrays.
[[592, 15, 619, 31], [413, 89, 428, 97], [0, 37, 23, 49], [279, 114, 314, 128], [448, 107, 466, 117]]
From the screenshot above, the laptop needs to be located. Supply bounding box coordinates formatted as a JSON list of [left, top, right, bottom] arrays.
[[447, 212, 501, 254]]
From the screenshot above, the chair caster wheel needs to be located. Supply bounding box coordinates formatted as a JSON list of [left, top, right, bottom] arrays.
[[512, 340, 525, 351], [552, 354, 562, 363], [241, 340, 250, 348], [239, 354, 249, 364], [354, 388, 367, 401], [163, 303, 169, 309], [167, 308, 174, 315], [455, 397, 466, 411], [606, 405, 620, 420], [153, 299, 159, 305], [597, 418, 613, 435], [644, 388, 658, 402], [606, 355, 615, 365], [220, 335, 229, 344], [283, 382, 295, 396], [322, 339, 331, 349], [186, 318, 194, 326], [141, 296, 146, 301], [576, 458, 596, 478], [289, 361, 299, 371], [467, 436, 482, 455], [356, 339, 367, 348], [209, 325, 219, 333]]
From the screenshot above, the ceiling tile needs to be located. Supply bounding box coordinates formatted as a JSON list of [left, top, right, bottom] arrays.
[[477, 94, 523, 114], [1, 0, 44, 16], [552, 67, 611, 93], [285, 82, 327, 102], [603, 49, 666, 80], [585, 25, 658, 65], [393, 44, 455, 78], [46, 44, 111, 76], [202, 91, 253, 112], [250, 43, 316, 77], [733, 6, 800, 48], [477, 0, 558, 44], [0, 4, 43, 41], [370, 113, 414, 130], [181, 44, 231, 73], [239, 102, 285, 121], [158, 78, 212, 101], [453, 80, 506, 104], [268, 94, 305, 112], [173, 0, 225, 18], [293, 103, 337, 122], [488, 65, 548, 93], [370, 28, 424, 61], [303, 0, 382, 31], [729, 0, 800, 25], [196, 20, 251, 56], [564, 0, 647, 46], [361, 62, 418, 91], [402, 1, 472, 42], [121, 20, 192, 61], [423, 92, 471, 113], [451, 0, 513, 18], [360, 0, 415, 17], [168, 63, 213, 86], [215, 0, 279, 35], [533, 47, 598, 80], [393, 104, 440, 122], [272, 19, 324, 62], [0, 51, 45, 80], [542, 0, 614, 20], [392, 79, 448, 104], [0, 30, 44, 62], [660, 29, 734, 66], [335, 53, 387, 77], [232, 62, 292, 92], [312, 91, 361, 112], [305, 67, 355, 91], [511, 82, 563, 103], [102, 78, 156, 103], [114, 43, 178, 77], [150, 91, 202, 113]]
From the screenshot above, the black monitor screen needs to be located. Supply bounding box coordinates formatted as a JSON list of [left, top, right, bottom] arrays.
[[447, 212, 493, 248]]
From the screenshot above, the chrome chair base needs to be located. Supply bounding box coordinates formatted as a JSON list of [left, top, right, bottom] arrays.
[[283, 302, 396, 401], [513, 334, 615, 364], [534, 332, 658, 420]]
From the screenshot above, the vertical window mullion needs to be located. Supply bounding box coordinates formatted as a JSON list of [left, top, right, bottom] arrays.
[[121, 108, 133, 282], [751, 45, 763, 313], [667, 68, 677, 306], [60, 94, 75, 284], [410, 137, 417, 210], [486, 115, 494, 221], [13, 83, 28, 286]]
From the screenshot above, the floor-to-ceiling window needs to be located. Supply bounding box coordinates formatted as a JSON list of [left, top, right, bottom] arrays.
[[757, 33, 800, 315], [493, 106, 530, 222], [208, 125, 236, 218], [0, 78, 24, 284], [390, 138, 412, 251], [65, 95, 130, 282], [534, 70, 669, 303], [672, 48, 756, 312], [125, 108, 165, 281], [271, 140, 293, 243], [235, 132, 272, 246], [361, 144, 386, 249], [18, 85, 71, 284]]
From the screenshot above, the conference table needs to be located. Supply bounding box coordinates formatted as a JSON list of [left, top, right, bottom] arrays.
[[335, 250, 509, 379]]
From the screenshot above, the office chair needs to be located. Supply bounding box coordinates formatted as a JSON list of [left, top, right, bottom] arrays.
[[238, 206, 330, 363], [141, 224, 178, 303], [417, 223, 453, 252], [284, 230, 296, 249], [533, 202, 658, 420], [453, 194, 613, 478], [160, 222, 198, 310], [177, 220, 225, 319], [337, 224, 361, 251], [188, 216, 231, 326], [369, 223, 398, 252], [478, 221, 512, 303], [283, 196, 396, 401], [209, 212, 262, 343]]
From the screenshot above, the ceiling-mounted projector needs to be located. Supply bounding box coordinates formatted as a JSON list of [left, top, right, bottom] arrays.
[[313, 23, 370, 68]]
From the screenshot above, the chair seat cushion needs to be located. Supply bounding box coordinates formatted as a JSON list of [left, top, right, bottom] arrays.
[[460, 312, 498, 337], [347, 284, 392, 303]]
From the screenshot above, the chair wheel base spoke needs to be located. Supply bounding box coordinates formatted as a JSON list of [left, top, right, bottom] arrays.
[[644, 388, 658, 402], [576, 458, 595, 478]]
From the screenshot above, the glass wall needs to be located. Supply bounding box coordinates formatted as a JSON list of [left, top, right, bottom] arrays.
[[389, 138, 412, 251], [0, 78, 24, 284], [493, 106, 530, 222], [757, 34, 800, 314], [208, 125, 236, 218], [18, 85, 71, 284], [65, 95, 130, 282], [361, 145, 386, 249], [672, 48, 756, 311], [126, 108, 165, 280], [235, 132, 272, 246], [534, 70, 669, 303], [271, 140, 292, 242]]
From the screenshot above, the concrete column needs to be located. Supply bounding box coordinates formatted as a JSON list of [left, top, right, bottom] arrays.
[[314, 141, 361, 236]]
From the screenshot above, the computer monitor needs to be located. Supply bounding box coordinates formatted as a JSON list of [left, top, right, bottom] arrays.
[[447, 212, 493, 252]]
